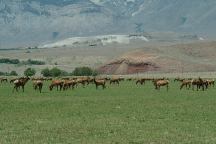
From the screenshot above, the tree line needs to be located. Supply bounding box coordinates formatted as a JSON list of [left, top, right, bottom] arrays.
[[0, 71, 18, 76], [0, 58, 45, 65], [0, 67, 98, 77], [41, 67, 98, 77]]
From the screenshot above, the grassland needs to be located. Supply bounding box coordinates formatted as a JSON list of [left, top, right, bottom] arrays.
[[0, 80, 216, 143]]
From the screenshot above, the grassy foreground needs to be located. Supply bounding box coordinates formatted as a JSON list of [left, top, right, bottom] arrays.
[[0, 81, 216, 144]]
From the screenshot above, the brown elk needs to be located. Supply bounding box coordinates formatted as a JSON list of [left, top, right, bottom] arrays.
[[49, 80, 64, 91], [153, 79, 169, 91], [191, 78, 206, 91], [110, 78, 120, 85], [174, 78, 185, 82], [33, 80, 43, 93], [127, 78, 133, 81], [205, 79, 215, 88], [136, 78, 147, 85], [0, 78, 8, 83], [63, 80, 77, 90], [94, 78, 106, 89], [136, 78, 154, 85], [76, 77, 89, 88], [13, 77, 30, 92], [180, 79, 192, 90]]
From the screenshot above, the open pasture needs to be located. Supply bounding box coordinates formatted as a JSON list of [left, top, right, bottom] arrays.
[[0, 80, 216, 143]]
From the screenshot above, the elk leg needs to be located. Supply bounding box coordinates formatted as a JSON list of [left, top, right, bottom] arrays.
[[180, 84, 184, 90]]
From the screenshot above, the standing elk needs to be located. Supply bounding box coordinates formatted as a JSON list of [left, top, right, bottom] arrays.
[[13, 77, 30, 92], [180, 79, 192, 90], [94, 78, 106, 89], [206, 79, 215, 88], [63, 80, 77, 90], [153, 79, 169, 91], [76, 77, 89, 88], [0, 78, 8, 83], [136, 78, 146, 85], [110, 78, 120, 85], [191, 78, 207, 91], [33, 80, 43, 93], [49, 80, 64, 91]]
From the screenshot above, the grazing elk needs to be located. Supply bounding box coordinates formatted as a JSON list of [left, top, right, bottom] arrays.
[[206, 79, 215, 88], [153, 79, 169, 91], [110, 78, 120, 85], [136, 78, 146, 85], [76, 77, 90, 88], [127, 78, 133, 81], [13, 77, 30, 92], [135, 78, 153, 85], [174, 78, 185, 82], [180, 79, 192, 90], [94, 78, 106, 89], [33, 80, 43, 93], [63, 80, 77, 90], [0, 78, 8, 83], [49, 80, 64, 91], [191, 78, 206, 91]]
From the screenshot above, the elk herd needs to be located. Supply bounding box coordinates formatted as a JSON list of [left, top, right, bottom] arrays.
[[0, 76, 215, 93]]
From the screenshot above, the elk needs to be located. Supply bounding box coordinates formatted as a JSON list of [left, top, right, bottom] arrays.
[[13, 77, 30, 92], [33, 80, 43, 93], [0, 78, 8, 83], [63, 80, 77, 90], [76, 77, 89, 88], [94, 78, 106, 89], [206, 79, 215, 88], [174, 78, 185, 82], [49, 80, 64, 91], [191, 78, 206, 91], [153, 79, 169, 91], [136, 78, 146, 85], [180, 79, 192, 90], [110, 78, 120, 85]]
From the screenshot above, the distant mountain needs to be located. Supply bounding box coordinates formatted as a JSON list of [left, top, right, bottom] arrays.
[[0, 0, 216, 48]]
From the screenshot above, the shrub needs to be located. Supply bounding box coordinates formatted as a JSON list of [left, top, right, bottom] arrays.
[[41, 68, 51, 77], [25, 59, 45, 65], [50, 67, 62, 77], [41, 67, 68, 77], [73, 67, 98, 76], [0, 58, 20, 64], [24, 68, 36, 77], [10, 71, 18, 76]]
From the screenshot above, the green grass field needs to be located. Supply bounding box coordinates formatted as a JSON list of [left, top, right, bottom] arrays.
[[0, 81, 216, 144]]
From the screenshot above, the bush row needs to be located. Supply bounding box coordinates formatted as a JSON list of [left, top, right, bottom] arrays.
[[0, 67, 98, 77], [0, 58, 45, 65], [0, 71, 18, 76]]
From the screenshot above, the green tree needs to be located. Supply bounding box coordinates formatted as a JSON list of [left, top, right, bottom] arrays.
[[50, 67, 62, 77], [41, 68, 51, 77], [73, 67, 97, 76], [24, 68, 36, 77], [10, 71, 18, 76]]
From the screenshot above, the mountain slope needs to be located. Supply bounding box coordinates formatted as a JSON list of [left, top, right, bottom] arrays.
[[1, 0, 216, 48]]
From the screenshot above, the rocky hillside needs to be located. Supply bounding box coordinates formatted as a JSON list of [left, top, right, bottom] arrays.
[[98, 41, 216, 74]]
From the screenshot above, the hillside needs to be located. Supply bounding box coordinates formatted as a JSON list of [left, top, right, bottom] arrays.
[[98, 41, 216, 74], [1, 40, 216, 75]]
